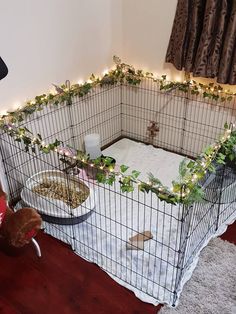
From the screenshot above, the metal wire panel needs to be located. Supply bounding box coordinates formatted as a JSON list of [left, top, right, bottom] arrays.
[[0, 80, 236, 307], [122, 78, 236, 157]]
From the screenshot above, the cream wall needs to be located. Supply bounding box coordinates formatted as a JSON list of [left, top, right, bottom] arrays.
[[0, 0, 123, 192], [0, 0, 235, 193], [122, 0, 180, 80], [0, 0, 123, 113], [122, 0, 236, 90], [1, 0, 235, 115]]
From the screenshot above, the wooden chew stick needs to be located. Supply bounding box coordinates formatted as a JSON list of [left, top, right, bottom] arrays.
[[129, 231, 153, 243], [126, 240, 144, 250]]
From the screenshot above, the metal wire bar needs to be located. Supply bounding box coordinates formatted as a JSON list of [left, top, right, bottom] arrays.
[[0, 78, 235, 307]]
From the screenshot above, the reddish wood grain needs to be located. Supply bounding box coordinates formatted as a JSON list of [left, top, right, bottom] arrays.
[[0, 221, 235, 314]]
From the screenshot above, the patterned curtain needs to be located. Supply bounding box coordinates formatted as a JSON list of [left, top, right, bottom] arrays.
[[0, 57, 8, 81], [166, 0, 236, 85]]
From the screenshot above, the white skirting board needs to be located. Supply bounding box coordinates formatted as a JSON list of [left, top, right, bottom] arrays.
[[37, 139, 236, 306]]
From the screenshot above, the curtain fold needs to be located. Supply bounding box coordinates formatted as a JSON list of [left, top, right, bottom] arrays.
[[166, 0, 236, 84], [0, 57, 8, 81]]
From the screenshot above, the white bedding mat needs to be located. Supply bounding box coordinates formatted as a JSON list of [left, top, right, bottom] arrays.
[[41, 139, 236, 306]]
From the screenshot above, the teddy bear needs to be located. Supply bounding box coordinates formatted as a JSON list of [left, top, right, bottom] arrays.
[[0, 186, 42, 248]]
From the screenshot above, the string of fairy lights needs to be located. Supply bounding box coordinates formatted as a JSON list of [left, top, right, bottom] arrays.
[[57, 123, 234, 202], [1, 56, 236, 120], [0, 56, 236, 204]]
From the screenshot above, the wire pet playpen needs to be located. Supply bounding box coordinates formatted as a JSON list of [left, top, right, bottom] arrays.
[[1, 62, 236, 307]]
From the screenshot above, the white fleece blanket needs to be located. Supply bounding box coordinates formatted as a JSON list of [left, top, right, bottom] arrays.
[[32, 139, 236, 306]]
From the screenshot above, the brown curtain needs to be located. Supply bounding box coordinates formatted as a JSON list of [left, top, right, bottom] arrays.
[[166, 0, 236, 85]]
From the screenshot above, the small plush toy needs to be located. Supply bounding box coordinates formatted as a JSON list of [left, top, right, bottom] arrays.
[[0, 187, 42, 248]]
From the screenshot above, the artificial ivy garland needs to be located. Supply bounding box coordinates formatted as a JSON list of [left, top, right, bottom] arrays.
[[0, 57, 236, 205], [0, 55, 235, 126]]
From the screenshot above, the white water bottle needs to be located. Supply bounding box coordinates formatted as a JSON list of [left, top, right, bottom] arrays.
[[84, 133, 102, 159]]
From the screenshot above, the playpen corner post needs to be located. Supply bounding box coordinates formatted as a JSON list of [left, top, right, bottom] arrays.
[[215, 164, 226, 231], [172, 202, 193, 306], [0, 133, 10, 197], [120, 81, 123, 136]]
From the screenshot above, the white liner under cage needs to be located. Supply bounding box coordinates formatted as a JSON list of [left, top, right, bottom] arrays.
[[21, 170, 95, 223], [21, 139, 236, 306]]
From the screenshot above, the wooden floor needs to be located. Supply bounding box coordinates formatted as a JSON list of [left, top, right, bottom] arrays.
[[0, 222, 235, 314]]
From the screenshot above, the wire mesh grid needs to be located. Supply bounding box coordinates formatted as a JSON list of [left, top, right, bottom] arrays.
[[0, 79, 236, 306]]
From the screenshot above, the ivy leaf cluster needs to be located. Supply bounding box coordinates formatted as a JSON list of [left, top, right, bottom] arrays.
[[160, 76, 235, 102], [1, 56, 235, 128], [217, 131, 236, 166], [118, 165, 141, 193], [2, 118, 234, 206]]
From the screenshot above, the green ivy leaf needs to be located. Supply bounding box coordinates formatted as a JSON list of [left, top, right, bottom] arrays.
[[103, 157, 114, 167], [131, 170, 140, 179], [172, 182, 182, 193], [106, 174, 116, 185], [41, 147, 50, 154], [138, 183, 150, 193], [120, 184, 134, 193], [224, 122, 229, 129], [187, 160, 195, 168], [23, 136, 32, 145], [179, 159, 188, 178], [96, 172, 107, 184], [148, 173, 162, 186], [120, 165, 129, 173], [208, 163, 216, 173]]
